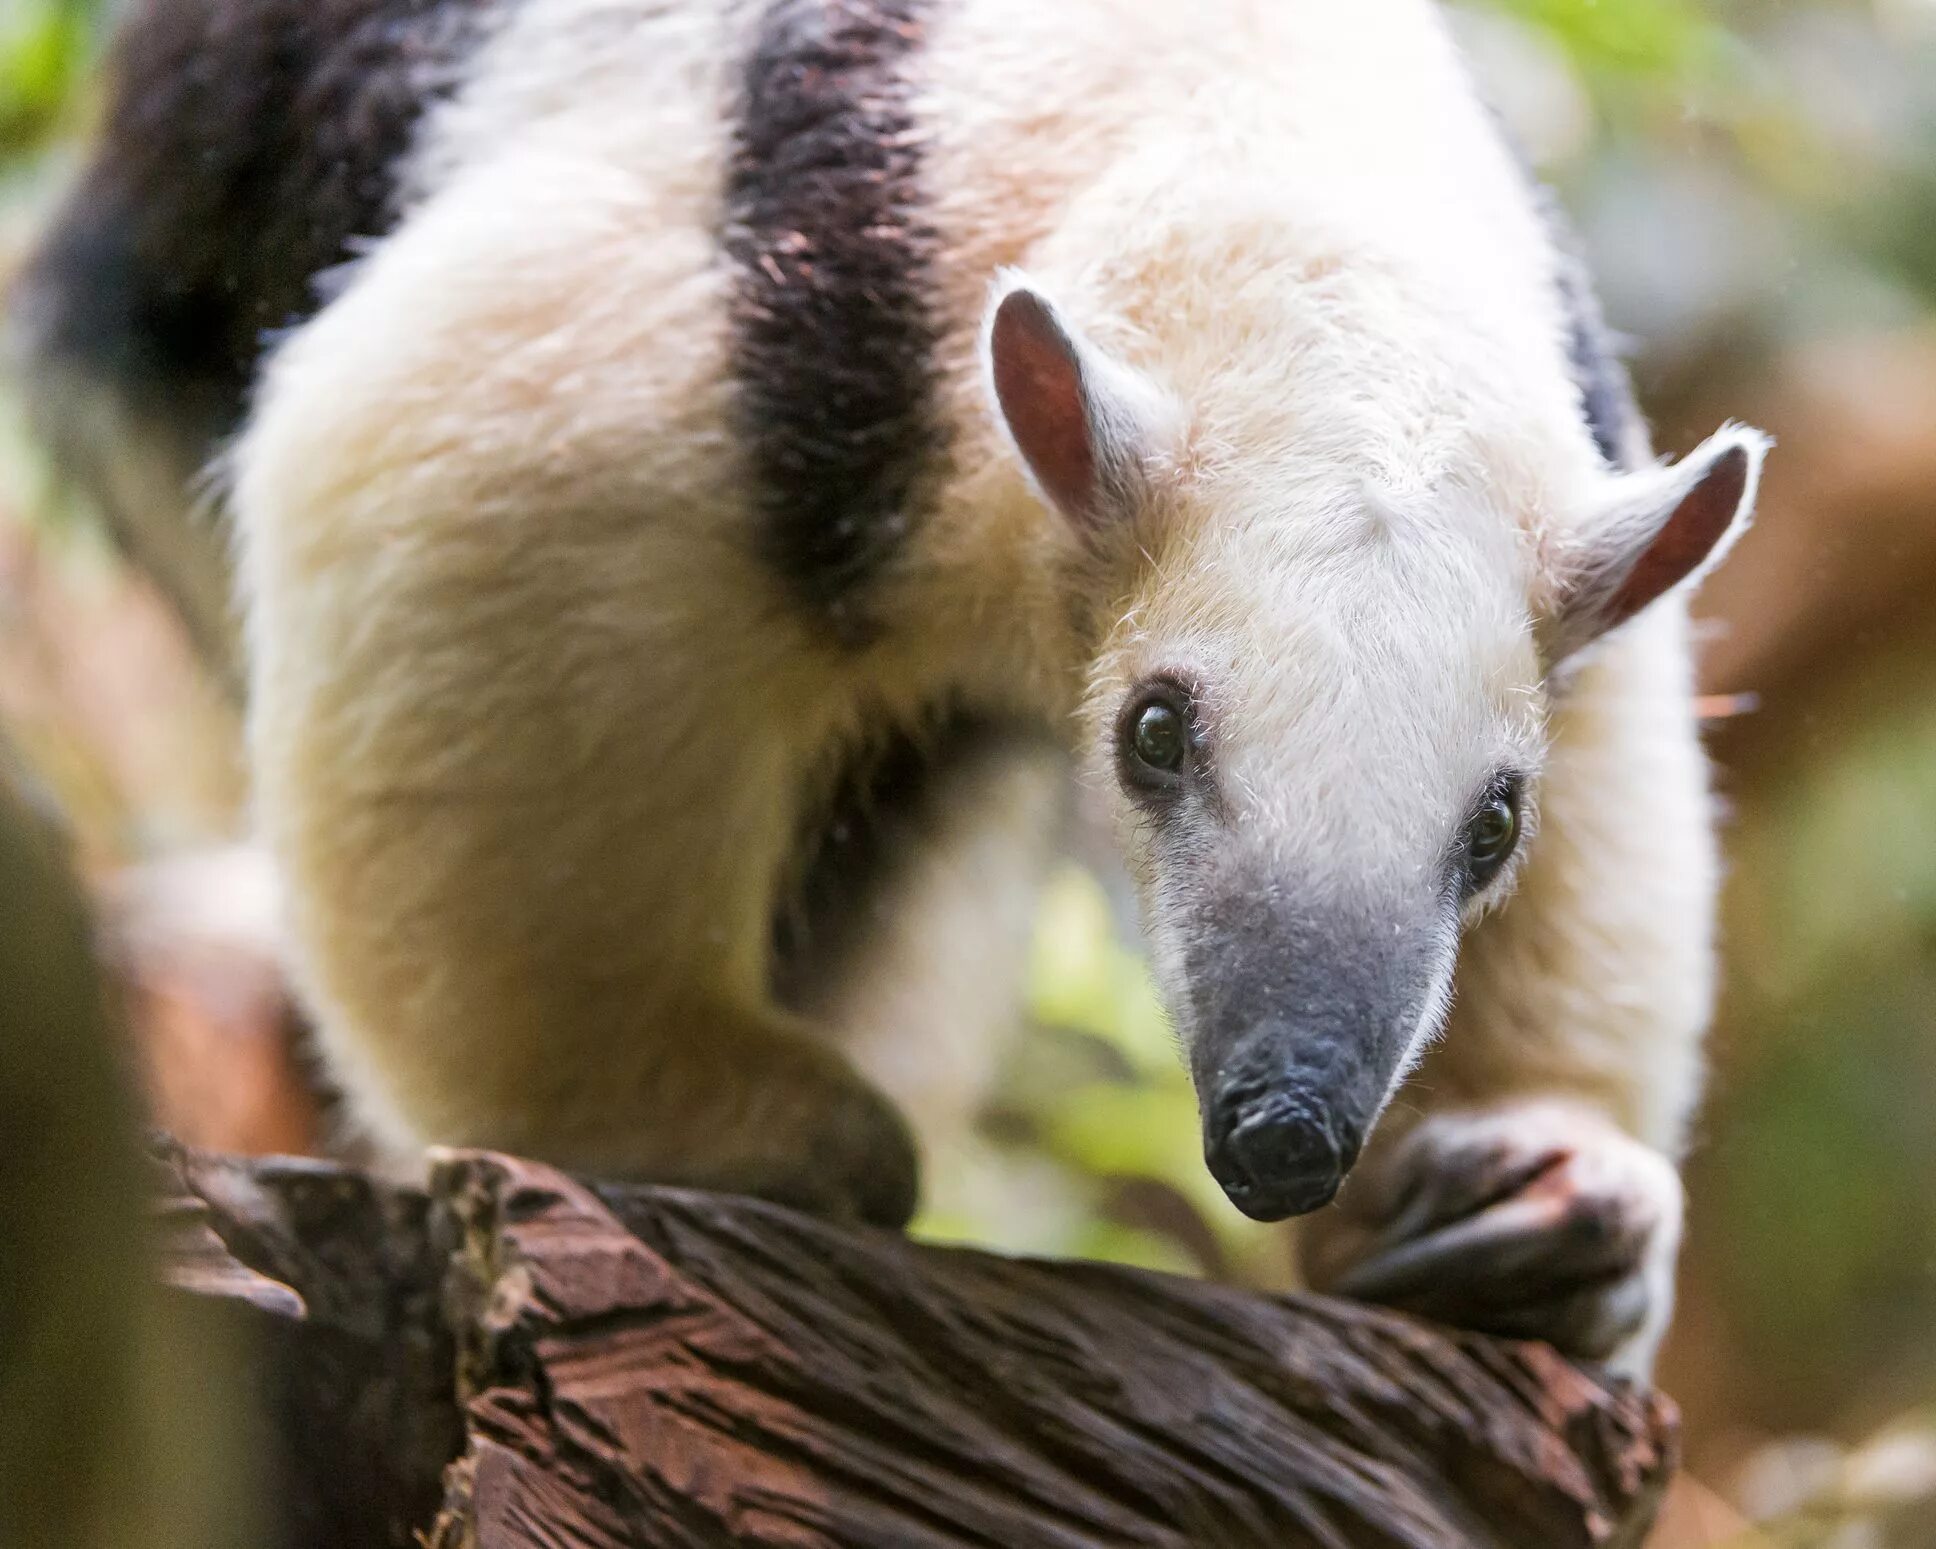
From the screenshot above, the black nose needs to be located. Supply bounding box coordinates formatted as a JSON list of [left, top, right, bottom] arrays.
[[1206, 1100, 1359, 1222]]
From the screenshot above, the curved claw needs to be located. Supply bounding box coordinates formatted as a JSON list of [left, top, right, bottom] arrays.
[[1306, 1102, 1683, 1373]]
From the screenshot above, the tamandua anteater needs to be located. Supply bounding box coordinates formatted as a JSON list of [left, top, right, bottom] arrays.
[[9, 0, 1768, 1374]]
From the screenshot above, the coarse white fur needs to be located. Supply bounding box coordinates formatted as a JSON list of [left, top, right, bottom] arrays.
[[224, 0, 1765, 1366]]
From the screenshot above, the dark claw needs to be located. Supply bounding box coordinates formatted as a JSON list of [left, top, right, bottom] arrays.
[[1306, 1106, 1681, 1366]]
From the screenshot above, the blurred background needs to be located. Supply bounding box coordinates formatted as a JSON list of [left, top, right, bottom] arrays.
[[2, 0, 1933, 1543]]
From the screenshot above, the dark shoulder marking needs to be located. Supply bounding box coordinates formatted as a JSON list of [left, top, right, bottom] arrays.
[[1533, 186, 1648, 471], [14, 0, 502, 453], [724, 0, 943, 645], [772, 703, 1035, 1008], [1482, 100, 1650, 471]]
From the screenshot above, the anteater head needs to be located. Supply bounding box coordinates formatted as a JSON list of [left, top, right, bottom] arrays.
[[981, 274, 1767, 1222]]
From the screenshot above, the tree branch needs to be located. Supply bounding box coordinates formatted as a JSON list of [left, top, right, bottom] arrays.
[[157, 1144, 1677, 1549]]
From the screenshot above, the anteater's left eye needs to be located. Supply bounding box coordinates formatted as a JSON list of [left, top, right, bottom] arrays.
[[1120, 685, 1192, 792], [1462, 777, 1522, 893], [1132, 701, 1186, 772]]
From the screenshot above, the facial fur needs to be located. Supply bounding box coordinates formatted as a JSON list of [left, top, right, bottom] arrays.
[[1079, 460, 1552, 1213]]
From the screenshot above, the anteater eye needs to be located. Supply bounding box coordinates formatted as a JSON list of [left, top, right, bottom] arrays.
[[1121, 688, 1191, 790], [1462, 777, 1522, 892], [1133, 702, 1186, 771]]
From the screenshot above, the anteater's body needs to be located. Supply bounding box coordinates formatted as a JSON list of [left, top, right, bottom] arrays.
[[12, 0, 1767, 1372]]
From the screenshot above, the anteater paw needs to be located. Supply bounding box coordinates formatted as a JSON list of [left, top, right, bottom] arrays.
[[1301, 1101, 1682, 1375], [721, 1072, 922, 1233]]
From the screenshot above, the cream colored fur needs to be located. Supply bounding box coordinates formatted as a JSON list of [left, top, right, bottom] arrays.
[[229, 0, 1759, 1360]]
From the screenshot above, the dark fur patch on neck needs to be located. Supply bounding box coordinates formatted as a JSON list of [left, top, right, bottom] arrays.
[[724, 0, 943, 646], [772, 703, 1020, 1008], [1534, 188, 1647, 471], [17, 0, 502, 451], [1487, 110, 1649, 471]]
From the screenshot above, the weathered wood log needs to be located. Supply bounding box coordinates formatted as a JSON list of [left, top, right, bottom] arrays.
[[156, 1144, 1677, 1549]]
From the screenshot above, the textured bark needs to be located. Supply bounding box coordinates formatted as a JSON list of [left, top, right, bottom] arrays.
[[156, 1145, 1678, 1549], [156, 1145, 460, 1549]]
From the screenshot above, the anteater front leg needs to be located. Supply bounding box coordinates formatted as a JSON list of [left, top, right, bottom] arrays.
[[231, 141, 919, 1228], [464, 998, 922, 1229]]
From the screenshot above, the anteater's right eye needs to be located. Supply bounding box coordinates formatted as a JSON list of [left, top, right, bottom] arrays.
[[1120, 685, 1192, 793], [1459, 772, 1524, 895]]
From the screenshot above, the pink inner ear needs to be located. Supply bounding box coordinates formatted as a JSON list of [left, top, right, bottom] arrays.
[[1604, 444, 1750, 630], [990, 291, 1098, 520]]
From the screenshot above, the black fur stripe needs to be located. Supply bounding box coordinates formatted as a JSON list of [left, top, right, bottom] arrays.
[[1534, 189, 1646, 470], [725, 0, 943, 643], [18, 0, 502, 453], [1494, 119, 1648, 471], [771, 703, 1030, 1008], [1553, 242, 1642, 469]]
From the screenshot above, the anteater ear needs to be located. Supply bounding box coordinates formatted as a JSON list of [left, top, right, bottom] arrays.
[[983, 278, 1168, 530], [1548, 424, 1771, 665]]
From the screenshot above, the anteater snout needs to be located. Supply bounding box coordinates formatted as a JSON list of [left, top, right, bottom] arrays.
[[1185, 890, 1451, 1223], [1205, 1091, 1363, 1222]]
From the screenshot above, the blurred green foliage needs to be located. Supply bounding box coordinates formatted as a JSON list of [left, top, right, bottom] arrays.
[[1494, 0, 1727, 79], [0, 0, 95, 157], [1709, 644, 1936, 1433]]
